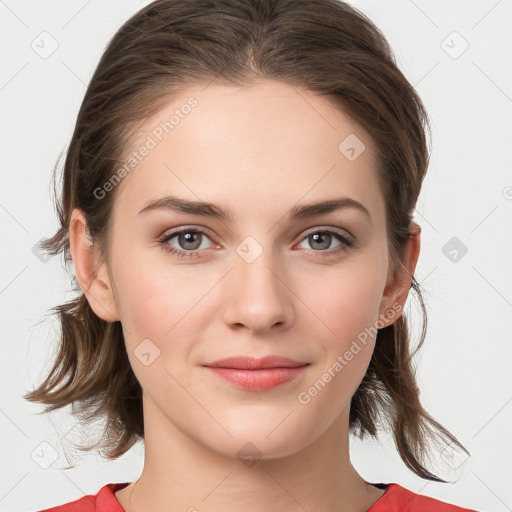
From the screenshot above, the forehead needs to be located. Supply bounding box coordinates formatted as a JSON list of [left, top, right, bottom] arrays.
[[111, 79, 385, 228]]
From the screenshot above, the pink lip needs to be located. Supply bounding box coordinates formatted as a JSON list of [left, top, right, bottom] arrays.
[[202, 356, 309, 391], [202, 355, 308, 369]]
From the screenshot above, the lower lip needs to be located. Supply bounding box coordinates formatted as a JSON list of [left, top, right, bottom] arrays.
[[204, 366, 308, 391]]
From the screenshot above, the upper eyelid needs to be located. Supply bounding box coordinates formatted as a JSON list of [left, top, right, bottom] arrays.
[[300, 225, 353, 239], [160, 225, 214, 241]]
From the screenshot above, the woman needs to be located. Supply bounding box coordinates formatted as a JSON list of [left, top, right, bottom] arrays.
[[27, 0, 478, 510]]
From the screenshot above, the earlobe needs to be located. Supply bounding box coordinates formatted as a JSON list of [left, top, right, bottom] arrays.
[[378, 222, 421, 328], [69, 208, 120, 323]]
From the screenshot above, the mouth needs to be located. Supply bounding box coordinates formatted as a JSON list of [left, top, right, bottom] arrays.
[[202, 356, 310, 391]]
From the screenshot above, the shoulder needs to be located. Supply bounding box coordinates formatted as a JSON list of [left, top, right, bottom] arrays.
[[38, 482, 130, 511], [368, 482, 479, 512]]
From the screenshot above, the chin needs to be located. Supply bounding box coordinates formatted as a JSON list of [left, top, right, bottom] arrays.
[[196, 417, 319, 463]]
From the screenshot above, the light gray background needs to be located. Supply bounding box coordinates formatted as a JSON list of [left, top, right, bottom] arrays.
[[1, 1, 511, 511]]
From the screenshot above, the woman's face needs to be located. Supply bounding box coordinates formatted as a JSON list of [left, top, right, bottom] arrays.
[[81, 79, 410, 460]]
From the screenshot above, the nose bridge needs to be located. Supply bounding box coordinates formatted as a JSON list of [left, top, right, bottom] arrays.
[[239, 247, 278, 289], [222, 233, 293, 331], [234, 231, 284, 284]]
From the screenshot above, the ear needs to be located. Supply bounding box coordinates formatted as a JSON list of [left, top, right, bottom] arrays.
[[69, 208, 120, 322], [378, 221, 421, 328]]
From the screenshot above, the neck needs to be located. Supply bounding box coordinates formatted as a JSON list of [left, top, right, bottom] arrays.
[[116, 394, 383, 512]]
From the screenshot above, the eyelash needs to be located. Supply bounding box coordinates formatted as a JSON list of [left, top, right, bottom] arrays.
[[157, 226, 354, 259]]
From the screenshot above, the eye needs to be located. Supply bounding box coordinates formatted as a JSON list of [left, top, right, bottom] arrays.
[[158, 226, 354, 259], [158, 227, 214, 258], [296, 229, 354, 254]]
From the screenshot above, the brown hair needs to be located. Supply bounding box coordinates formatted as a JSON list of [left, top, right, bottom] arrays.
[[25, 0, 469, 481]]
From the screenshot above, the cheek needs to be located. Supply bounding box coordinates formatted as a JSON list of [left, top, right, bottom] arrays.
[[111, 246, 217, 357], [293, 265, 386, 416], [296, 259, 386, 348], [109, 245, 176, 337], [112, 256, 207, 391]]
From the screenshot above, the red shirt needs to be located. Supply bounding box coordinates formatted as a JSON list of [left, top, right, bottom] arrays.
[[39, 481, 478, 511]]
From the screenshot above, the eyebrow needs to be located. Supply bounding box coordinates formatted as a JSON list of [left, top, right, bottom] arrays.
[[137, 195, 372, 224]]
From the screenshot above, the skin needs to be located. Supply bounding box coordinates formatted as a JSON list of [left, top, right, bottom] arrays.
[[69, 79, 421, 512]]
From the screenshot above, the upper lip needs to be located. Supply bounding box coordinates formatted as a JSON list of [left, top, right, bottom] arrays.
[[202, 356, 309, 370]]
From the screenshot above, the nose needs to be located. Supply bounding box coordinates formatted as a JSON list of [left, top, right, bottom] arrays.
[[221, 249, 294, 335]]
